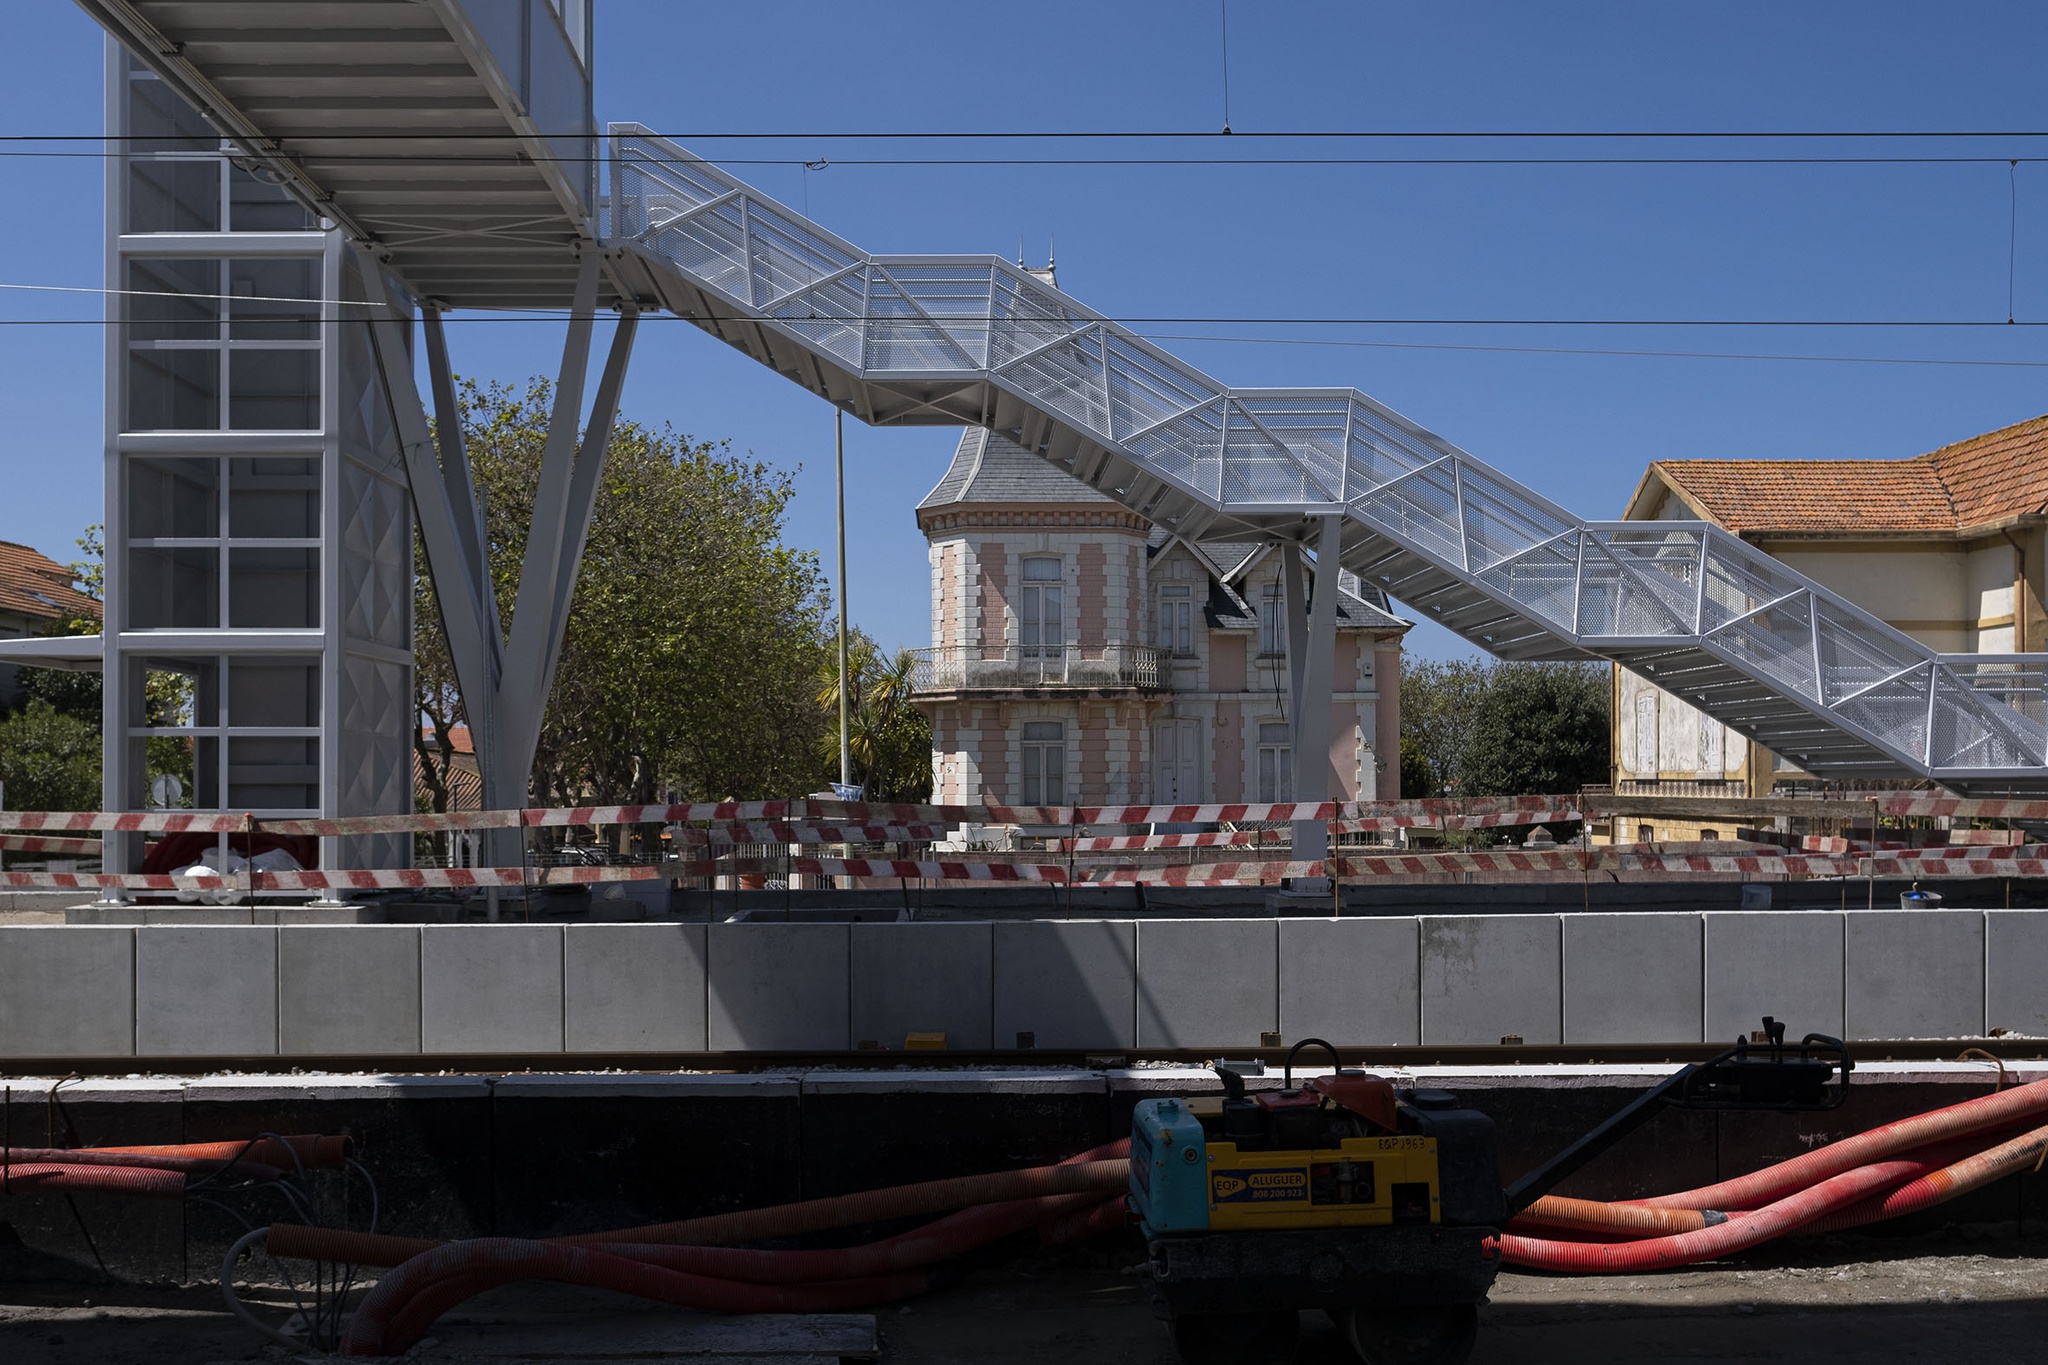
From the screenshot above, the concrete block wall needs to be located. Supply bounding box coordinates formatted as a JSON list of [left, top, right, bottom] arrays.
[[1, 911, 2045, 1059]]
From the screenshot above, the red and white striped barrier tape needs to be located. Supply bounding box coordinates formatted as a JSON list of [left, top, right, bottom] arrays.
[[1871, 795, 2048, 821], [1086, 860, 1329, 885], [1337, 808, 1580, 833], [0, 833, 102, 855], [1062, 830, 1289, 851], [0, 811, 247, 834], [793, 857, 1068, 882], [1067, 802, 1337, 825], [701, 822, 946, 845]]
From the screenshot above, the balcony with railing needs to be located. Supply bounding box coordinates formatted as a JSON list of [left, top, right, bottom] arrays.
[[909, 643, 1171, 695]]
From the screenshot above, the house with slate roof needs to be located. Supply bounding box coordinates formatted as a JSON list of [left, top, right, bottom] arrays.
[[912, 428, 1410, 808], [1615, 413, 2048, 799]]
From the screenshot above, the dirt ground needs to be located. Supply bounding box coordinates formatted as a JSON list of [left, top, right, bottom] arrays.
[[0, 1229, 2043, 1365]]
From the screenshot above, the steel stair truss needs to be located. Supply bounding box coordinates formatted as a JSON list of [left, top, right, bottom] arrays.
[[601, 125, 2048, 790]]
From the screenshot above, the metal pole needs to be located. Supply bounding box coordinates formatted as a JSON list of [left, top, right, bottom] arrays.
[[836, 407, 852, 790]]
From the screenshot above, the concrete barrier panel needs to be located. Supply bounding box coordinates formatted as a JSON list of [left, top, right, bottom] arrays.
[[1986, 911, 2048, 1037], [421, 924, 565, 1053], [135, 926, 277, 1055], [1136, 919, 1278, 1048], [0, 926, 135, 1057], [851, 921, 992, 1050], [1564, 914, 1703, 1044], [1421, 915, 1561, 1045], [564, 923, 708, 1052], [278, 925, 421, 1055], [1278, 918, 1419, 1046], [1846, 910, 1984, 1040], [707, 923, 850, 1051], [993, 920, 1136, 1051], [1704, 911, 1844, 1042]]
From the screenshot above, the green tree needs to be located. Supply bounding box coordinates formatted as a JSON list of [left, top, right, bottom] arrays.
[[416, 379, 834, 809], [1458, 661, 1611, 796], [816, 632, 933, 802], [0, 701, 100, 811], [1398, 656, 1490, 797], [1398, 735, 1435, 801]]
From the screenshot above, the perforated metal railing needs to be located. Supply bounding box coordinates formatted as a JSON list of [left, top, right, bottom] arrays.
[[603, 125, 2048, 789]]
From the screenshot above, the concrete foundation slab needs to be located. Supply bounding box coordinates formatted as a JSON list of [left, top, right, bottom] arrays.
[[992, 920, 1136, 1051], [278, 925, 422, 1055], [420, 924, 565, 1053], [1277, 917, 1420, 1046], [563, 923, 708, 1052], [850, 921, 992, 1050], [1563, 913, 1703, 1044], [1420, 915, 1561, 1045], [0, 926, 134, 1057], [1985, 910, 2048, 1037], [1704, 911, 1845, 1042], [707, 923, 851, 1051], [1136, 919, 1277, 1048], [1845, 910, 1985, 1040], [133, 926, 277, 1056]]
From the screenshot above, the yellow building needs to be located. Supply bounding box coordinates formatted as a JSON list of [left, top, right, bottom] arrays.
[[1614, 413, 2048, 801]]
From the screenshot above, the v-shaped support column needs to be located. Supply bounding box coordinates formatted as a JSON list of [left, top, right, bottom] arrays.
[[360, 250, 640, 883], [1287, 515, 1344, 888]]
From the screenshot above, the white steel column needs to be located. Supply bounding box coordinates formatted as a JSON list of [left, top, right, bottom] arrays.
[[362, 249, 640, 876], [1290, 515, 1343, 878]]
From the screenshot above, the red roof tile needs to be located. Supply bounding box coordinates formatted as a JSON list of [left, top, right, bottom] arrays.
[[0, 541, 100, 628], [1648, 413, 2048, 535]]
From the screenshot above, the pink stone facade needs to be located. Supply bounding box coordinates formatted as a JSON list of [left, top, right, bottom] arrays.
[[913, 433, 1411, 809]]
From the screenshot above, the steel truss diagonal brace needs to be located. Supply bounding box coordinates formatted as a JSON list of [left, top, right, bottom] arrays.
[[361, 249, 640, 828], [500, 256, 641, 787], [358, 250, 502, 770]]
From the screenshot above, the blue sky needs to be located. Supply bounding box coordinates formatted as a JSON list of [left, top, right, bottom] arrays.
[[5, 2, 2048, 658]]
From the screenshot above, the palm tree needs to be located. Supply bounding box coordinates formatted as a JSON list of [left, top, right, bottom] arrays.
[[816, 635, 933, 801]]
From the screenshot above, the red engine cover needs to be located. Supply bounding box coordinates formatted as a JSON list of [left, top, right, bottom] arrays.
[[1309, 1073, 1399, 1133]]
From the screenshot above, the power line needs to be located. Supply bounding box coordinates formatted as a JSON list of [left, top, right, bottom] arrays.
[[11, 150, 2048, 168], [17, 128, 2048, 142]]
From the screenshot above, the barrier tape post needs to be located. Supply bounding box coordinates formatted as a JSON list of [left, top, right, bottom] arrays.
[[1329, 811, 1341, 918], [1066, 810, 1076, 919]]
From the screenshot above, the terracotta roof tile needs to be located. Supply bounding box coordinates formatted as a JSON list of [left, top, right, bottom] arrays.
[[1924, 412, 2048, 526], [1649, 412, 2048, 535], [0, 541, 100, 628]]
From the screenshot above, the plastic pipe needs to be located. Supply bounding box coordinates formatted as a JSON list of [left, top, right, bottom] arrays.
[[0, 1161, 187, 1198], [1513, 1195, 1717, 1236], [1497, 1152, 1949, 1273], [339, 1239, 930, 1356], [1511, 1132, 2004, 1237], [562, 1155, 1131, 1247], [85, 1135, 350, 1170], [356, 1187, 1129, 1358], [267, 1140, 1135, 1268], [1633, 1077, 2048, 1210], [1799, 1121, 2048, 1236], [0, 1147, 285, 1181]]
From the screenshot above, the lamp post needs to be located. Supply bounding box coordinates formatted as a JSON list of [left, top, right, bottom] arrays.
[[836, 407, 852, 790]]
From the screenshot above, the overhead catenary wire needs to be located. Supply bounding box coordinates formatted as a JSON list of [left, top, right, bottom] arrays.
[[27, 128, 2048, 141]]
